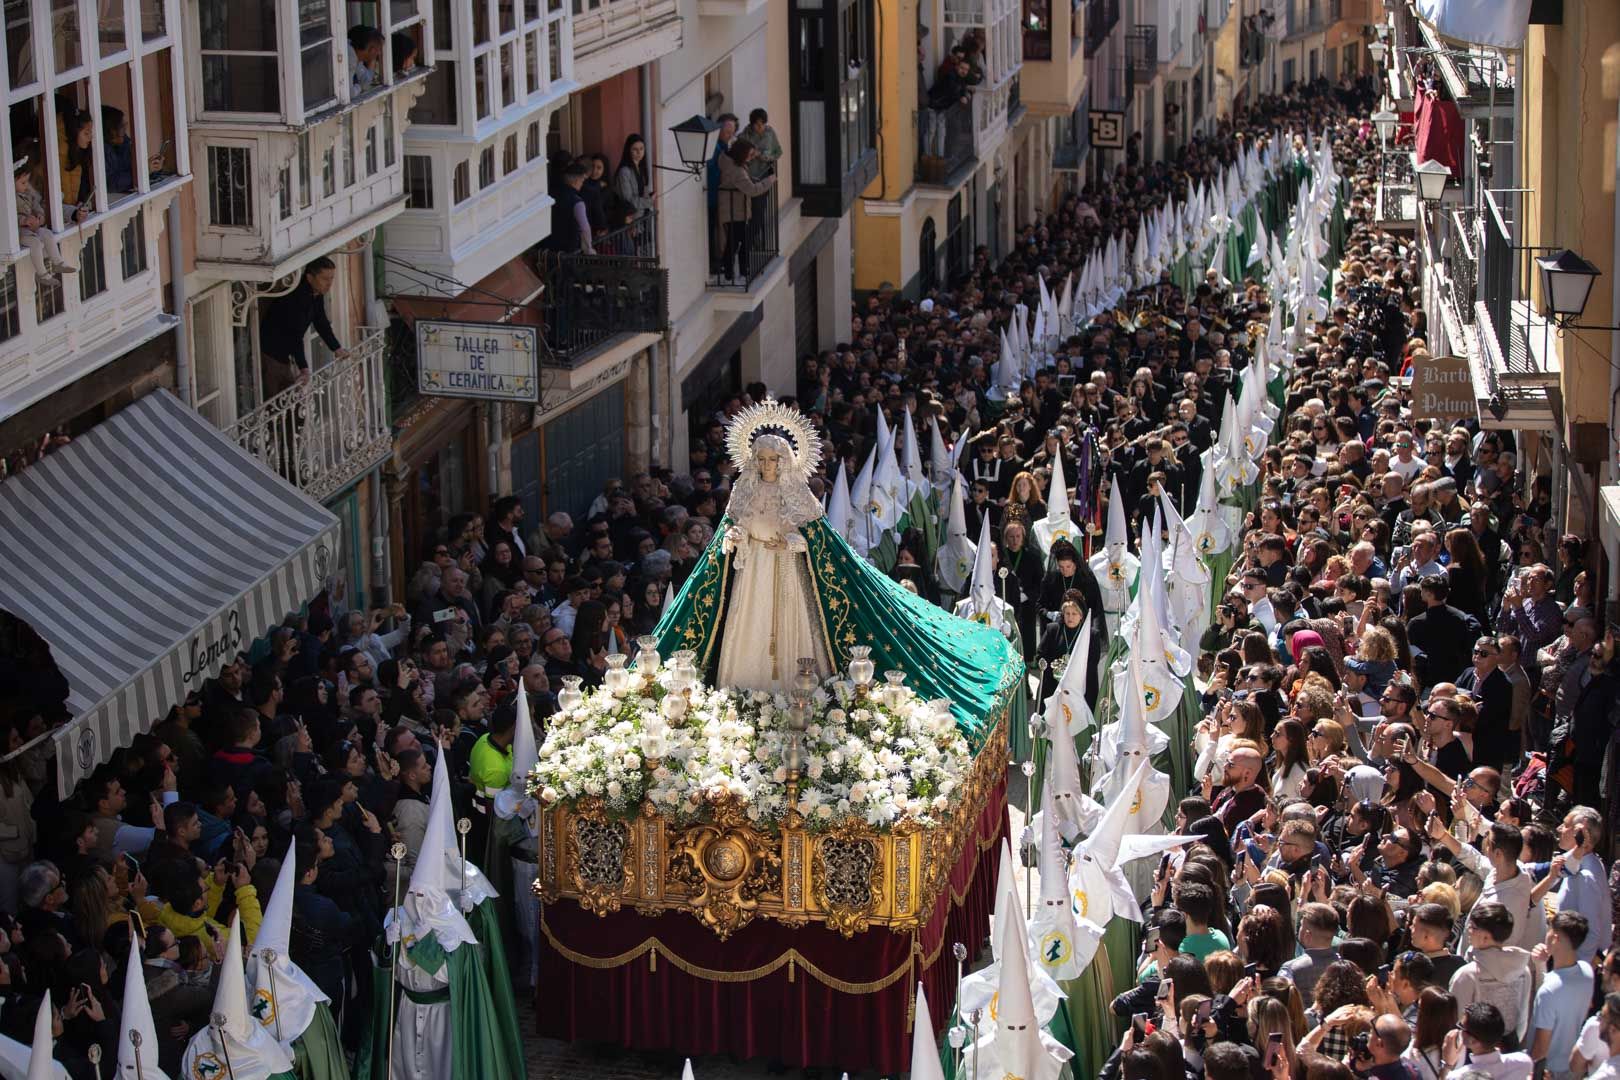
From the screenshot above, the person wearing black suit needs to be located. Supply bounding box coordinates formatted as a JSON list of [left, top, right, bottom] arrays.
[[1404, 575, 1483, 688]]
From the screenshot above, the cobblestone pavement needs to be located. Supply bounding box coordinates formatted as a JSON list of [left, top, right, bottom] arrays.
[[521, 767, 1037, 1079]]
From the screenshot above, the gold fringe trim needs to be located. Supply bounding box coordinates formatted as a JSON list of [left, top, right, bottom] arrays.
[[542, 913, 919, 995]]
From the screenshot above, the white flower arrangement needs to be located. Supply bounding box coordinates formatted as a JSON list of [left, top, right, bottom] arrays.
[[527, 668, 971, 833]]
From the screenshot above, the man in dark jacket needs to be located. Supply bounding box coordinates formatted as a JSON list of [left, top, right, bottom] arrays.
[[258, 257, 346, 397], [1404, 575, 1481, 687], [207, 709, 275, 802], [290, 834, 366, 1009]]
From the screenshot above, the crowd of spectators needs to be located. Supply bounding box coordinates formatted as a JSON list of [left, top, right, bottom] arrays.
[[1, 66, 1619, 1080]]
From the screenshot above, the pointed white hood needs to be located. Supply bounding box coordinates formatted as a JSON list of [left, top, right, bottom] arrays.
[[493, 687, 540, 821], [848, 446, 877, 555], [23, 993, 67, 1080], [960, 832, 1067, 1031], [936, 473, 976, 596], [871, 408, 904, 528], [391, 750, 479, 952], [908, 981, 947, 1080], [900, 408, 928, 500], [1184, 455, 1232, 558], [1031, 453, 1078, 556], [826, 460, 854, 541], [1089, 475, 1139, 604], [183, 913, 296, 1080], [927, 418, 952, 494], [956, 515, 1005, 630], [246, 839, 329, 1045], [117, 930, 172, 1080], [1041, 613, 1099, 843], [1028, 785, 1101, 982], [1072, 754, 1189, 929]]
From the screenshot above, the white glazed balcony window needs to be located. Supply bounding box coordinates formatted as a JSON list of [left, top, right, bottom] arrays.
[[298, 0, 338, 113], [1, 0, 189, 258]]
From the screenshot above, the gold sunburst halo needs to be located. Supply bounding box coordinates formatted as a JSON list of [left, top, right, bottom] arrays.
[[724, 399, 823, 480]]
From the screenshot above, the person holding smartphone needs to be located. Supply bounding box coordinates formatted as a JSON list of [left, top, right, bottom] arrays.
[[1529, 807, 1613, 963]]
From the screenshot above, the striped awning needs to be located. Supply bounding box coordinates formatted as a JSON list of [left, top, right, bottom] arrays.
[[0, 391, 340, 797]]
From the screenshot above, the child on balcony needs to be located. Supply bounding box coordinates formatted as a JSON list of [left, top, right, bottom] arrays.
[[13, 151, 76, 285]]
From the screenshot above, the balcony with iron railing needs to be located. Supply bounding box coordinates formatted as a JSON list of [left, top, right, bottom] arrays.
[[226, 326, 393, 500], [1374, 147, 1415, 225], [916, 99, 978, 188], [1429, 193, 1557, 424], [1126, 24, 1157, 83], [539, 211, 668, 366], [1084, 0, 1120, 58], [704, 187, 781, 291]]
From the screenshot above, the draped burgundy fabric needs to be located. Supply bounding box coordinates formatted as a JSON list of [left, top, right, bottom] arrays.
[[1414, 93, 1463, 176], [537, 776, 1008, 1073]]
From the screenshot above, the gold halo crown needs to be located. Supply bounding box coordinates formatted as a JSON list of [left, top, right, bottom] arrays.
[[724, 399, 822, 481]]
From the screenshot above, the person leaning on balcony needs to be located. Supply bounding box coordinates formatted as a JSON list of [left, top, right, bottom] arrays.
[[614, 134, 654, 221], [744, 109, 781, 182], [259, 257, 349, 398], [715, 139, 776, 283], [348, 26, 385, 95], [544, 162, 594, 255]]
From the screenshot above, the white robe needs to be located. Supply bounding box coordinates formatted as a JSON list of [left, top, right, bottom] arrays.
[[717, 515, 831, 693], [391, 950, 451, 1080]]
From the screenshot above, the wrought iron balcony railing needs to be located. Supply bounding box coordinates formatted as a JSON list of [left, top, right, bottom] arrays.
[[541, 211, 669, 365], [226, 327, 392, 500], [705, 185, 780, 291], [1127, 25, 1157, 77], [917, 100, 977, 186], [1084, 0, 1120, 58]]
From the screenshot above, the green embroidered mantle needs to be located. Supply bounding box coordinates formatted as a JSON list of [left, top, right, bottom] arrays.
[[654, 516, 1024, 751]]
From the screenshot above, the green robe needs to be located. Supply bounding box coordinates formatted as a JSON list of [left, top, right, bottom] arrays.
[[355, 898, 524, 1080], [654, 514, 1025, 751], [289, 1002, 347, 1080]]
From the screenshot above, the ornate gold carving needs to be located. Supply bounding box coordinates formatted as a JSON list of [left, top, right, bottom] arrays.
[[541, 710, 1009, 938], [567, 799, 635, 916], [894, 833, 912, 914], [813, 821, 884, 939], [540, 809, 558, 901], [640, 805, 661, 900], [665, 794, 783, 941], [786, 833, 805, 908]]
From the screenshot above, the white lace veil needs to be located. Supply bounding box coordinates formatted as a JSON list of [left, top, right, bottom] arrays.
[[727, 433, 825, 529]]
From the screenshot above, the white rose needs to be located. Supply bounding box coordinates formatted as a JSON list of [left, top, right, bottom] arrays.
[[622, 753, 642, 771], [806, 760, 824, 780], [754, 745, 771, 763], [816, 804, 833, 820], [827, 749, 844, 767], [827, 709, 846, 724], [772, 766, 789, 783], [606, 780, 624, 800], [541, 786, 559, 803]]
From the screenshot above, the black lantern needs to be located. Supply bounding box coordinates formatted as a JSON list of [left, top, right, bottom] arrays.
[[669, 115, 721, 176], [1536, 249, 1602, 325]]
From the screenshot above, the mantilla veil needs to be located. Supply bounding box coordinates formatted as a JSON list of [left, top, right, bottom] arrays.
[[654, 401, 1024, 749]]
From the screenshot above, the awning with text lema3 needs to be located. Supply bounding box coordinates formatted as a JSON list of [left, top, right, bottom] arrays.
[[0, 390, 340, 796]]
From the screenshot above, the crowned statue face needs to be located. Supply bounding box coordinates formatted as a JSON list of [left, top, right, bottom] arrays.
[[753, 438, 786, 483]]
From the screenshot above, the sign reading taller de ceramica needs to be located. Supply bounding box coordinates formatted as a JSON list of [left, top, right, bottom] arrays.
[[416, 319, 540, 403], [1409, 353, 1476, 424]]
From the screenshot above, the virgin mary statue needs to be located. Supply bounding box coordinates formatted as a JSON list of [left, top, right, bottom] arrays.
[[715, 430, 832, 691], [655, 400, 1026, 749]]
